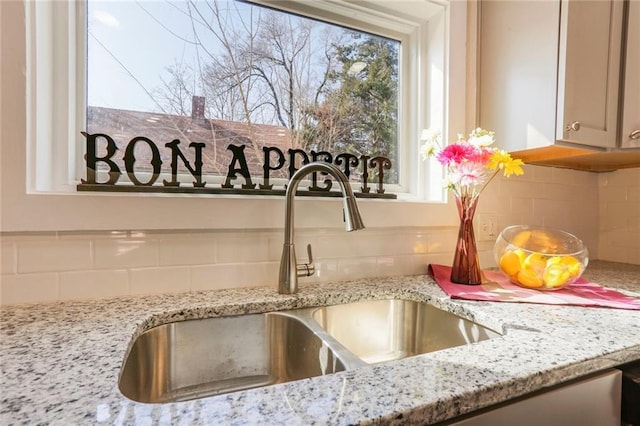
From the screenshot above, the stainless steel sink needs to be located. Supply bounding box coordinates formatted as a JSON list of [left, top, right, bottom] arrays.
[[119, 312, 347, 403], [310, 299, 500, 364], [119, 299, 499, 403]]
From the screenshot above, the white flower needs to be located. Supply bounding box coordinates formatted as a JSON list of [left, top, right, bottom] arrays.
[[420, 128, 441, 144], [419, 142, 436, 160], [468, 128, 495, 147], [442, 175, 456, 192]]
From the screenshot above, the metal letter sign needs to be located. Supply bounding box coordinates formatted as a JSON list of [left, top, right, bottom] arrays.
[[77, 132, 396, 199]]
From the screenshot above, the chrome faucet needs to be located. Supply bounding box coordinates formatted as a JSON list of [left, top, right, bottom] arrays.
[[279, 162, 365, 294]]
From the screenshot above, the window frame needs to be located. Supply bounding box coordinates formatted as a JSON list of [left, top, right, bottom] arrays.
[[0, 0, 467, 232]]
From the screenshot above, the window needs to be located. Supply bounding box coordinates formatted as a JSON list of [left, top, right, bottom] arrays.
[[86, 1, 401, 190], [5, 0, 467, 231]]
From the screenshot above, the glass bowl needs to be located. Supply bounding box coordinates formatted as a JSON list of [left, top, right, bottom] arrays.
[[494, 225, 589, 291]]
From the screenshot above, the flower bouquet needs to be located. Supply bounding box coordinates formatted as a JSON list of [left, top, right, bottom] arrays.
[[420, 128, 524, 284]]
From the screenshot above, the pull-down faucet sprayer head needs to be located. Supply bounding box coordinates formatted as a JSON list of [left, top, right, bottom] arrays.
[[343, 195, 365, 232]]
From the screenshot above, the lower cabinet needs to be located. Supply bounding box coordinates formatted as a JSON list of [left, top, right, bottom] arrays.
[[448, 369, 621, 426]]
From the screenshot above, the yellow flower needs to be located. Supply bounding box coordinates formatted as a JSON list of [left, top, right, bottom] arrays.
[[503, 157, 525, 177], [487, 150, 524, 177]]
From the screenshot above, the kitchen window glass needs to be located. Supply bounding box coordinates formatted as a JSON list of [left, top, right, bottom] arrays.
[[86, 0, 400, 189], [25, 0, 453, 205]]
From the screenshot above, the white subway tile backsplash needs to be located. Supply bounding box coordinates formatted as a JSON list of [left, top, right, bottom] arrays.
[[500, 178, 547, 199], [599, 185, 628, 203], [94, 239, 158, 269], [377, 255, 418, 277], [1, 242, 16, 275], [422, 253, 454, 268], [190, 262, 277, 291], [508, 197, 535, 217], [335, 256, 378, 280], [130, 266, 190, 296], [598, 168, 640, 264], [600, 168, 639, 187], [541, 183, 577, 201], [159, 238, 216, 266], [1, 165, 638, 305], [313, 234, 361, 258], [60, 270, 129, 300], [216, 236, 271, 264], [534, 198, 571, 226], [530, 165, 555, 183], [426, 229, 457, 254], [18, 240, 92, 273], [382, 232, 430, 256], [1, 273, 58, 304], [310, 259, 339, 283]]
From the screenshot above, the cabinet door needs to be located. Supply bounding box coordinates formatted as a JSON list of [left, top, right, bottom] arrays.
[[557, 0, 624, 149], [449, 369, 622, 426], [621, 0, 640, 149], [478, 1, 560, 152]]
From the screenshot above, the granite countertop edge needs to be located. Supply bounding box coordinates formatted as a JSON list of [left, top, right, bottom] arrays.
[[1, 260, 639, 425]]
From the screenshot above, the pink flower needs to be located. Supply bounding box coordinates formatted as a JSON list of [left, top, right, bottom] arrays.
[[448, 162, 486, 187], [420, 127, 525, 198], [436, 143, 476, 166], [467, 147, 492, 165]]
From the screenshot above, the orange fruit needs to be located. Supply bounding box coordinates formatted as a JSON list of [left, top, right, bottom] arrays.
[[516, 268, 544, 288], [512, 230, 532, 247], [499, 250, 522, 277], [513, 248, 527, 265]]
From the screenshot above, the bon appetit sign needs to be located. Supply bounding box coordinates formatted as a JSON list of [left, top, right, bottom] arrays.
[[76, 132, 396, 199]]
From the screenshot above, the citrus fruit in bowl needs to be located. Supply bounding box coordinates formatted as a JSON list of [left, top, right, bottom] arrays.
[[494, 225, 589, 291]]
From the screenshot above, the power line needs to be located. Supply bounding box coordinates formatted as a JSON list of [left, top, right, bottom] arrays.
[[135, 1, 198, 45], [88, 31, 167, 114]]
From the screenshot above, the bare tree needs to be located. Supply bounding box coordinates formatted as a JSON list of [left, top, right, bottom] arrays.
[[154, 61, 195, 116], [156, 1, 342, 133], [150, 0, 397, 183]]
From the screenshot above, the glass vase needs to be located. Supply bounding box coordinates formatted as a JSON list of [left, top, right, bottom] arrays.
[[450, 195, 482, 285]]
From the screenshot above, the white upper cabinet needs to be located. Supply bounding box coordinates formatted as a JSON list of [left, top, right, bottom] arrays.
[[478, 0, 630, 154], [557, 0, 623, 148], [478, 0, 560, 153], [621, 0, 640, 149]]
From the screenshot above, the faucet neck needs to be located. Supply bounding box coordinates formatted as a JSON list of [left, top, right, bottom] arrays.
[[278, 162, 365, 294]]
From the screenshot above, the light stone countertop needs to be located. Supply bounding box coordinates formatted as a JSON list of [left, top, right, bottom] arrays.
[[1, 260, 639, 425]]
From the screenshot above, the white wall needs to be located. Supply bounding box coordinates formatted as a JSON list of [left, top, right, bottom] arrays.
[[598, 168, 640, 264], [4, 164, 636, 305]]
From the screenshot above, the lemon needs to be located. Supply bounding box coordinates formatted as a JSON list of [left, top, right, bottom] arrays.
[[543, 264, 571, 288], [523, 253, 547, 274], [546, 256, 562, 266], [516, 268, 544, 288], [499, 250, 521, 277], [546, 256, 582, 277], [559, 256, 582, 277]]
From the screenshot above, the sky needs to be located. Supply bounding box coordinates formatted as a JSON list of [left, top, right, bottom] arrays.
[[87, 0, 244, 113], [87, 1, 398, 118]]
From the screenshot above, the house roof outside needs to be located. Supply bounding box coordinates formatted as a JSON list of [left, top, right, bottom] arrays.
[[86, 105, 299, 180]]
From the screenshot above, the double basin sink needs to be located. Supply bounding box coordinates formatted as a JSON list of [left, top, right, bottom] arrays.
[[119, 298, 500, 403]]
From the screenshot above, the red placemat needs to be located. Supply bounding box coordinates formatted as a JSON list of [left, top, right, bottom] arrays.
[[428, 264, 640, 310]]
